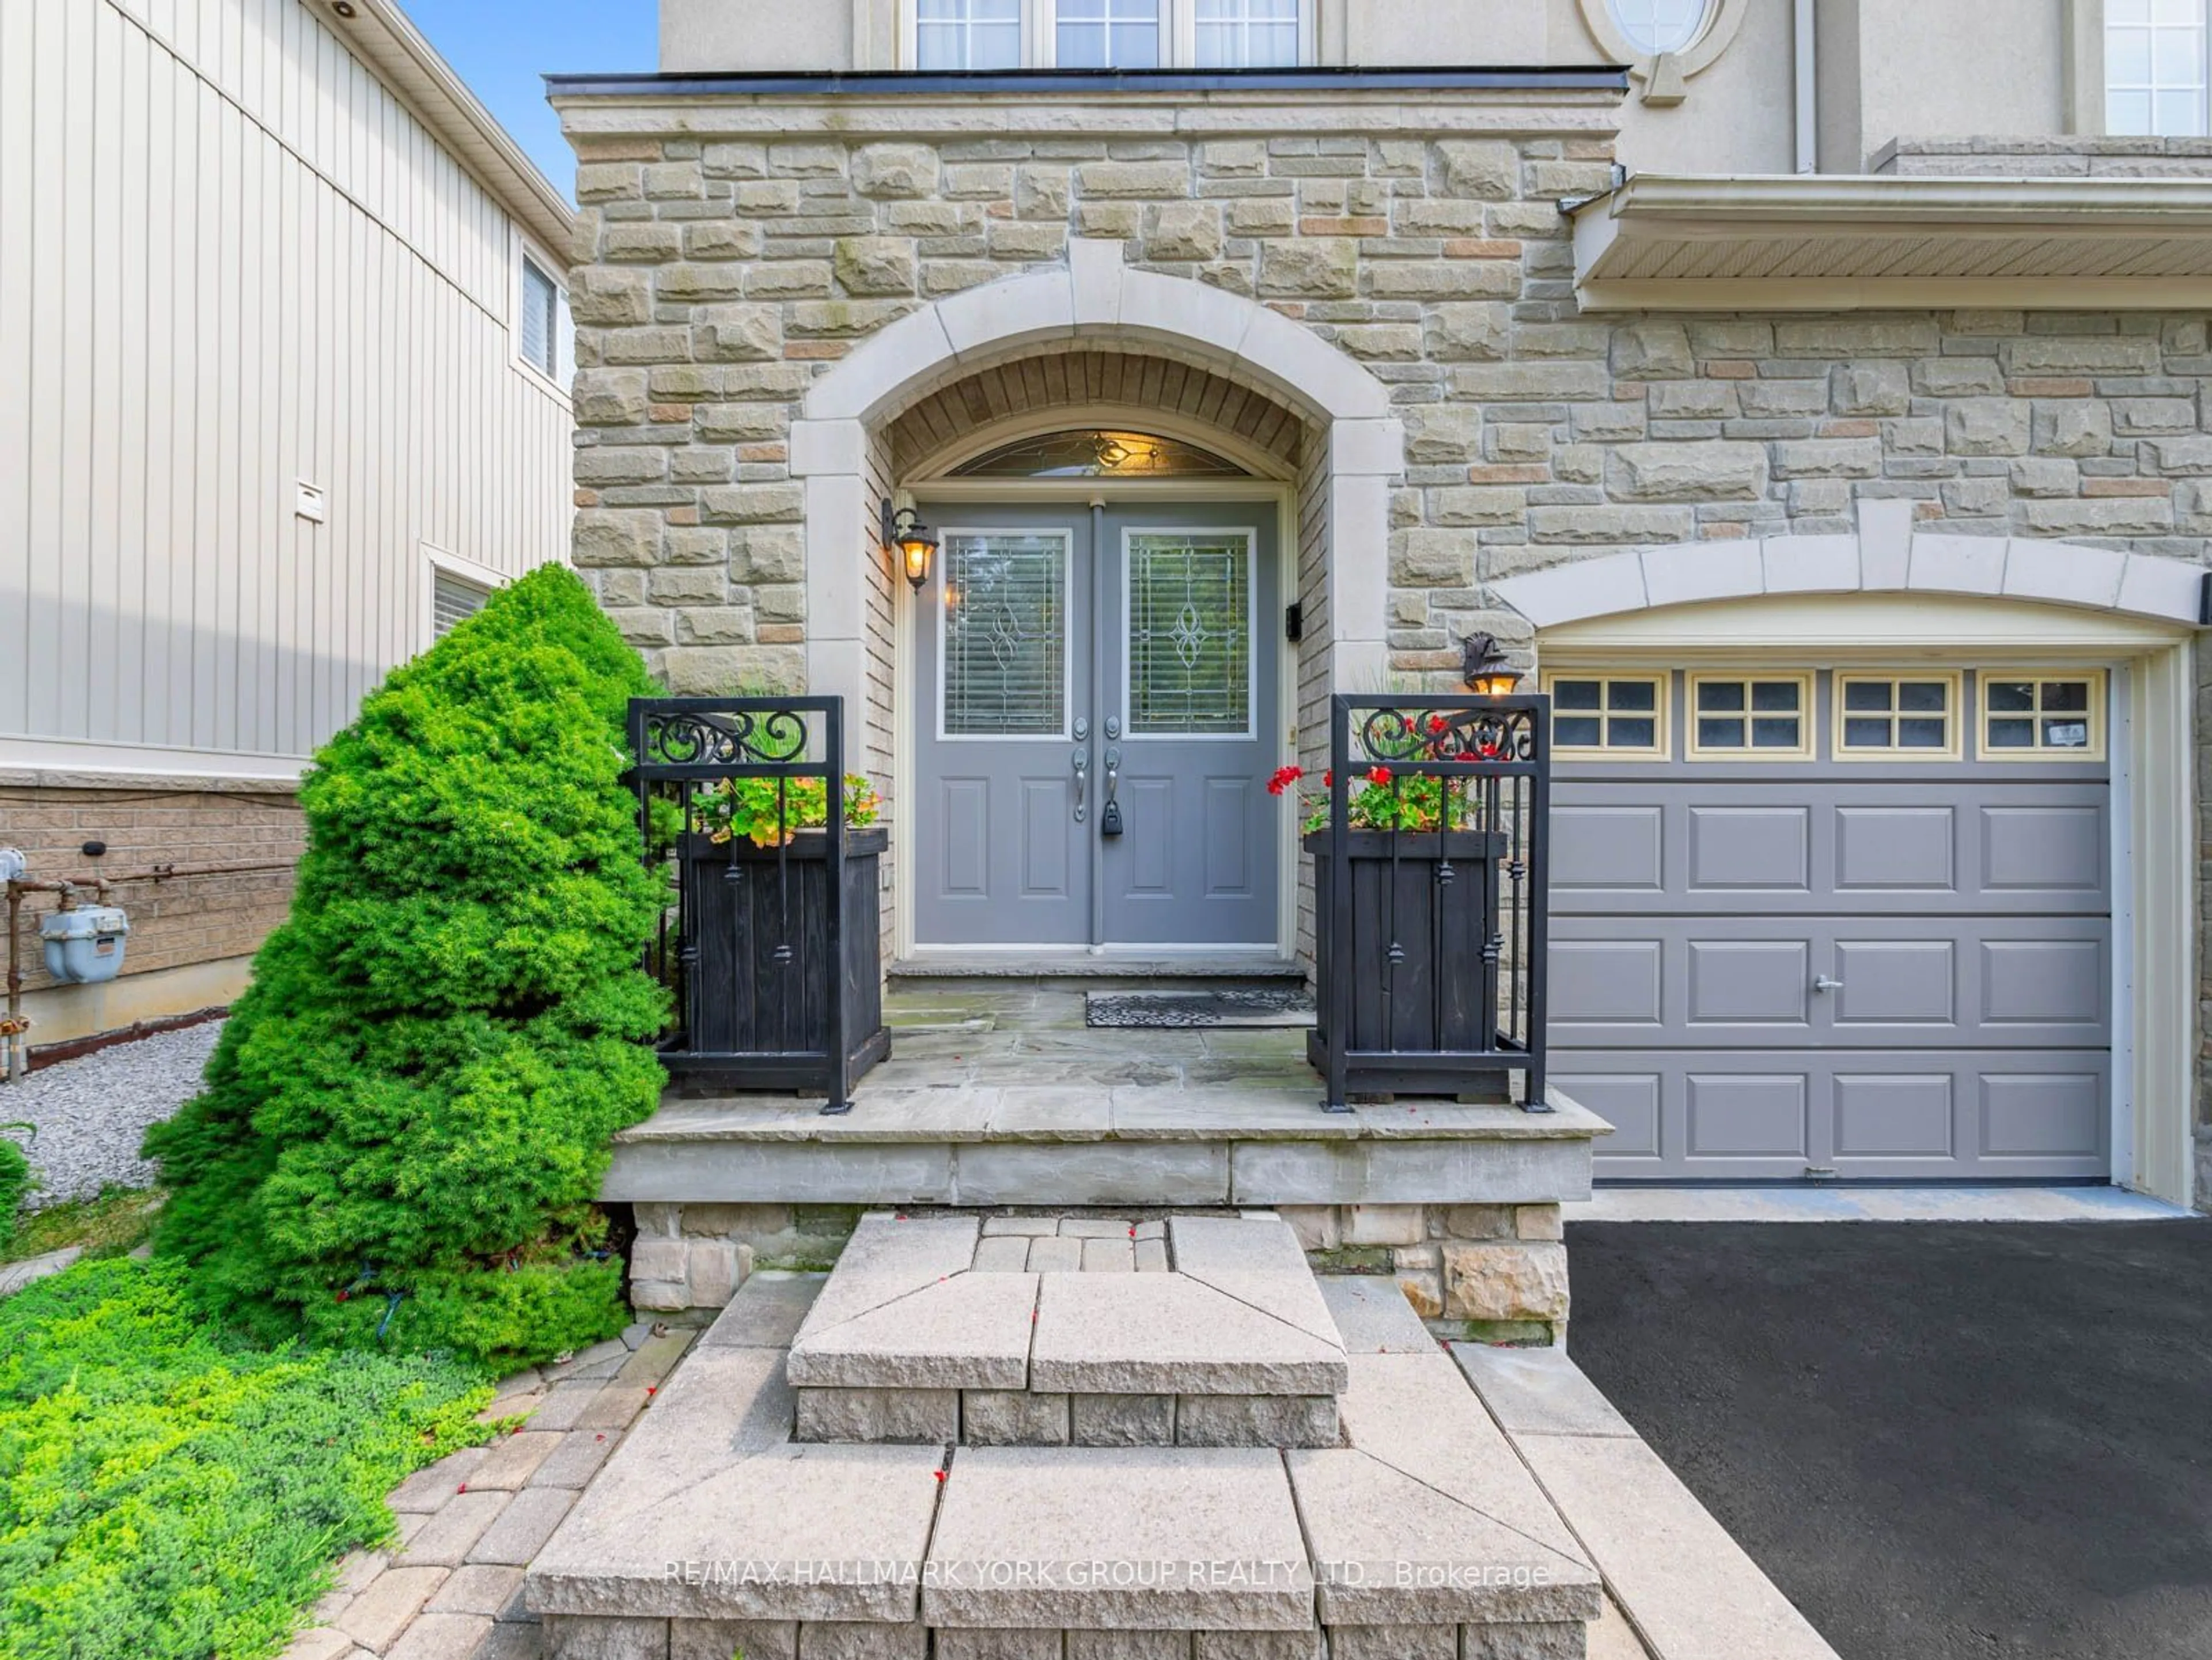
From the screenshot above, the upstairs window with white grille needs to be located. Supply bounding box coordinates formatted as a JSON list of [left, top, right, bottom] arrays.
[[2109, 0, 2210, 135], [918, 0, 1022, 67], [1193, 0, 1299, 66], [909, 0, 1298, 68], [1608, 0, 1711, 56], [1058, 0, 1160, 67], [520, 256, 564, 381]]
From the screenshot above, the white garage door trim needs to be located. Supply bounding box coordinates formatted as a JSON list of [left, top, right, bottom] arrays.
[[1531, 590, 2194, 1210]]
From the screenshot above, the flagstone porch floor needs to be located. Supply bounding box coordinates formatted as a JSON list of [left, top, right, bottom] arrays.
[[605, 985, 1607, 1212]]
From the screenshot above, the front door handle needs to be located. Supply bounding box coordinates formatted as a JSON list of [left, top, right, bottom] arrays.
[[1071, 749, 1089, 823], [1813, 974, 1843, 994], [1101, 747, 1124, 837]]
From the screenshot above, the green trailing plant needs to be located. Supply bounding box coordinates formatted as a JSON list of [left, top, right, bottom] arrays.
[[0, 1256, 494, 1659], [692, 772, 882, 848], [143, 565, 668, 1370], [0, 1123, 35, 1252]]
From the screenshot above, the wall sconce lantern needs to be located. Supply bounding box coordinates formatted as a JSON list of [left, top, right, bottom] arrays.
[[1460, 632, 1525, 698], [882, 499, 939, 593]]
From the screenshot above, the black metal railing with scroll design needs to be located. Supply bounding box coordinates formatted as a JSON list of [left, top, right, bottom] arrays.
[[626, 696, 888, 1114], [1309, 693, 1550, 1115]]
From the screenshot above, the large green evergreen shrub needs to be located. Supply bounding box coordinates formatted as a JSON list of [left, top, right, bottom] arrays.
[[144, 566, 666, 1369]]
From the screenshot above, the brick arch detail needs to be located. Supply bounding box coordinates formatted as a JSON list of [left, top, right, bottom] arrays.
[[887, 349, 1308, 481]]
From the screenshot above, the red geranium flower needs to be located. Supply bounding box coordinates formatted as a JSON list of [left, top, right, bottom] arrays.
[[1266, 764, 1305, 797], [1368, 765, 1393, 786], [1429, 714, 1449, 734]]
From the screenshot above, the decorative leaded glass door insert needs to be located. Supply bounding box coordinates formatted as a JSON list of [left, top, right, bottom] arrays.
[[915, 518, 1090, 946], [1126, 533, 1253, 737], [1097, 507, 1278, 948]]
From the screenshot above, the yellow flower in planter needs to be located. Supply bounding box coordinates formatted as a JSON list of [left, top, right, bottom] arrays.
[[695, 773, 882, 848]]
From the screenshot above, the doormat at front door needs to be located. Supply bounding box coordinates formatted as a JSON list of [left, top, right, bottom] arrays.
[[1084, 988, 1316, 1029]]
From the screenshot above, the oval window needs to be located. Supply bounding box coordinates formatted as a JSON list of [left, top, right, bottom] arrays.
[[1607, 0, 1710, 55]]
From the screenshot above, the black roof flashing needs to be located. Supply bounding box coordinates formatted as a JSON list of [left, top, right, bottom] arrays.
[[544, 65, 1630, 99]]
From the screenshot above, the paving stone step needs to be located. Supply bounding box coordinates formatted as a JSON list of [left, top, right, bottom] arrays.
[[529, 1265, 1602, 1660], [790, 1385, 1342, 1449], [784, 1214, 1351, 1448]]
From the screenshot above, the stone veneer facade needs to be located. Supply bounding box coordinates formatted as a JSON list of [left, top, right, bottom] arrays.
[[555, 85, 2212, 1212], [630, 1200, 1570, 1345]]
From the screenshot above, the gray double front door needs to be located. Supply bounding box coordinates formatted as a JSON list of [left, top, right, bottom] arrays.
[[915, 501, 1279, 951]]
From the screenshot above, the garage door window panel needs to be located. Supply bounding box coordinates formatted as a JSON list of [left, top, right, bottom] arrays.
[[1544, 672, 1668, 758], [1980, 672, 2105, 761], [1835, 672, 1961, 760], [1687, 673, 1812, 760]]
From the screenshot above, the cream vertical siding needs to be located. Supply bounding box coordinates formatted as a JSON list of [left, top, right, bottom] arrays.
[[0, 0, 571, 770]]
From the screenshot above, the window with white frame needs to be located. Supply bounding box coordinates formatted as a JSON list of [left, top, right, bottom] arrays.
[[911, 0, 1298, 69], [1194, 0, 1300, 67], [1607, 0, 1711, 56], [432, 570, 492, 638], [2108, 0, 2209, 136], [519, 254, 566, 382], [423, 547, 506, 646], [918, 0, 1023, 67], [1059, 0, 1160, 67]]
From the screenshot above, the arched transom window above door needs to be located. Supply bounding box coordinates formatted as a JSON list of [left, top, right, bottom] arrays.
[[909, 0, 1304, 71], [951, 429, 1252, 479]]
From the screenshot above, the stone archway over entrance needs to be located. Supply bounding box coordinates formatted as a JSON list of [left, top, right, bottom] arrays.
[[787, 238, 1400, 714]]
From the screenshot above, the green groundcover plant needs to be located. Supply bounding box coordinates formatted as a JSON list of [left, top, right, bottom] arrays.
[[0, 1257, 493, 1659], [0, 1126, 33, 1253], [143, 566, 668, 1370]]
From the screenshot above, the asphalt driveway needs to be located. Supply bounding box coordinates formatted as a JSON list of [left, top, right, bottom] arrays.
[[1567, 1220, 2212, 1660]]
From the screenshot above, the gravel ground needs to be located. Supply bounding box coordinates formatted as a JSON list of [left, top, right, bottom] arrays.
[[3, 1022, 222, 1208]]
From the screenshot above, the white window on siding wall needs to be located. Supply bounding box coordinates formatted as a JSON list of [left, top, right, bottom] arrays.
[[433, 571, 492, 638], [2108, 0, 2210, 135], [917, 0, 1023, 68], [423, 547, 508, 649], [520, 255, 565, 381], [1058, 0, 1160, 67], [1192, 0, 1299, 66]]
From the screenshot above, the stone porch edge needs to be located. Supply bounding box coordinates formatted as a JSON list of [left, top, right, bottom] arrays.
[[1456, 1347, 1840, 1660], [603, 1136, 1594, 1207]]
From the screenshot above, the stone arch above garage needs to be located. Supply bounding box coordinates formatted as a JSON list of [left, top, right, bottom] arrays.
[[1491, 499, 2207, 632]]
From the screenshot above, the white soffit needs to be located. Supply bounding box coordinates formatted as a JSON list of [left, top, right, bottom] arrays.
[[1570, 174, 2212, 310]]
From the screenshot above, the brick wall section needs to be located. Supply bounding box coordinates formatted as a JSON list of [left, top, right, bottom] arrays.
[[1, 784, 300, 994]]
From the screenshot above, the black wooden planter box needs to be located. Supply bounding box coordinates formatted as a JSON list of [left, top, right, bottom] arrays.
[[1305, 829, 1514, 1097], [673, 827, 889, 1090]]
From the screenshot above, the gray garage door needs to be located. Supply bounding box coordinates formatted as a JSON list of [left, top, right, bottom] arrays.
[[1547, 666, 2113, 1182]]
